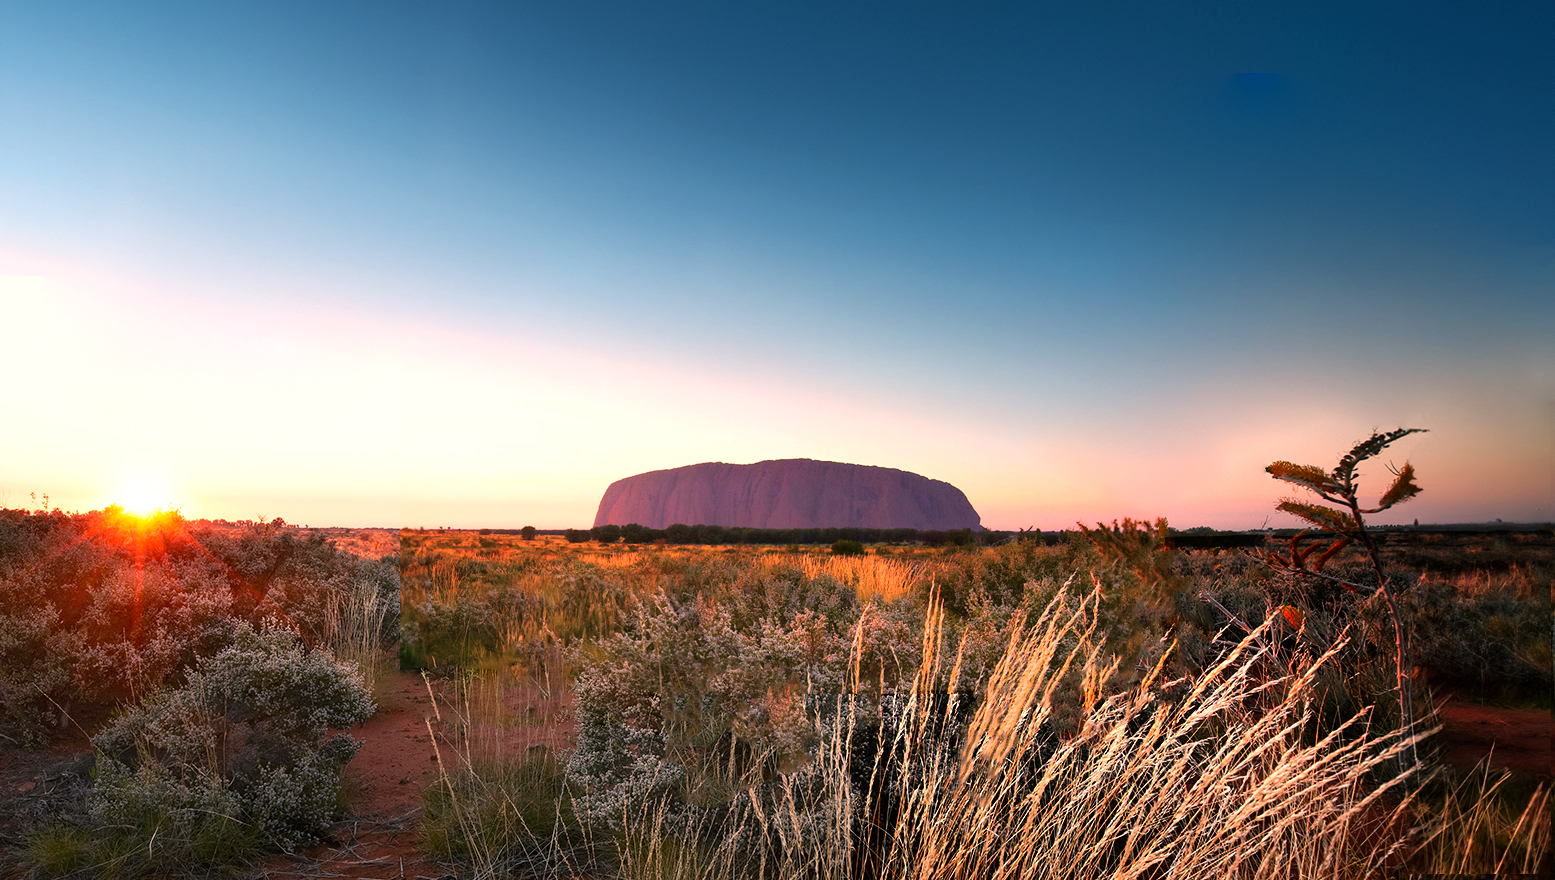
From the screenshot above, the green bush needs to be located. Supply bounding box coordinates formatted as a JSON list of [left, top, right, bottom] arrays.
[[32, 622, 377, 877]]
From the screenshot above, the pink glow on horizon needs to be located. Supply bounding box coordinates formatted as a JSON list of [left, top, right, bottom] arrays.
[[5, 262, 1550, 529]]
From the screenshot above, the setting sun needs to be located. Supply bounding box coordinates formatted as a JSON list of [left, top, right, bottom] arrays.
[[114, 473, 176, 517]]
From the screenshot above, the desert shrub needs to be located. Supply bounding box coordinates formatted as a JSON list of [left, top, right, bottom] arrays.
[[1402, 574, 1552, 697], [914, 535, 1092, 622], [829, 539, 864, 556], [564, 574, 876, 830], [404, 594, 502, 671], [90, 623, 374, 852], [24, 623, 372, 877], [28, 760, 258, 880], [0, 602, 72, 746], [0, 508, 386, 745]]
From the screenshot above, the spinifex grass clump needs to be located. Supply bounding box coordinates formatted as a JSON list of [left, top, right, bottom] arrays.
[[421, 667, 610, 880], [1408, 763, 1552, 875], [875, 593, 1421, 879], [425, 744, 602, 880], [795, 552, 940, 604], [321, 554, 401, 696]]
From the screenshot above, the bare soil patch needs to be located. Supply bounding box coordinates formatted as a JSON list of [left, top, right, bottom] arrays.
[[258, 669, 576, 879], [0, 731, 94, 880], [1434, 696, 1552, 780], [259, 672, 448, 879]]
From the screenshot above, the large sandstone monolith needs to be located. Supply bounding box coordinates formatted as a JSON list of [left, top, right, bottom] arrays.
[[592, 459, 981, 530]]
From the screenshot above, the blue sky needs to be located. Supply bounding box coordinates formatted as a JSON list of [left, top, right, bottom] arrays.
[[3, 2, 1551, 528]]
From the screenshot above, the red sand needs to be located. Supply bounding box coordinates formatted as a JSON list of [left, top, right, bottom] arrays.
[[260, 670, 577, 879], [260, 671, 451, 879], [1432, 697, 1553, 779]]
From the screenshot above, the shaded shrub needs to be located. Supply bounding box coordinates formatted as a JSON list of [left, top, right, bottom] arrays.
[[830, 539, 865, 556], [88, 624, 374, 854]]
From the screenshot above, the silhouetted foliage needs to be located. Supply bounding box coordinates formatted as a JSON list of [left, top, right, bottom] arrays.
[[1255, 428, 1429, 773]]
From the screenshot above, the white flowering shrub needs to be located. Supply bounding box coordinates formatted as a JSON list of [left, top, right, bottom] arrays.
[[77, 757, 255, 874], [242, 737, 362, 849], [92, 623, 375, 852], [0, 603, 71, 747], [564, 569, 873, 830]]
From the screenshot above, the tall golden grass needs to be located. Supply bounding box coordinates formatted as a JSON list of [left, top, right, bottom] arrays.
[[1407, 761, 1551, 875], [611, 590, 1404, 879], [423, 666, 595, 880], [425, 581, 1549, 878], [793, 552, 940, 604], [320, 569, 397, 696]]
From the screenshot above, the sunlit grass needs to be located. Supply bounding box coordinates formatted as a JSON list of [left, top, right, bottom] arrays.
[[792, 551, 940, 603], [404, 534, 1551, 878], [420, 585, 1545, 878]]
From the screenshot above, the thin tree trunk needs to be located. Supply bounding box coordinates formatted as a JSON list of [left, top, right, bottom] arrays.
[[1348, 498, 1418, 775]]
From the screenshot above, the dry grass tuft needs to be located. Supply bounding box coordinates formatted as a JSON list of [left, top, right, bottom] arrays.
[[793, 553, 940, 603], [596, 589, 1478, 879]]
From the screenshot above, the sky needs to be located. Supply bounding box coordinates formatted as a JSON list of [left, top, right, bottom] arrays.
[[2, 1, 1551, 529]]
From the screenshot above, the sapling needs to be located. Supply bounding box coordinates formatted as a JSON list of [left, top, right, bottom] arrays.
[[1256, 427, 1427, 772]]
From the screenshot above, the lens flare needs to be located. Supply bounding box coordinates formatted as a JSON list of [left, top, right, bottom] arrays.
[[115, 473, 175, 517]]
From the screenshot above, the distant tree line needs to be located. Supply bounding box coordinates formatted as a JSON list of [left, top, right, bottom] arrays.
[[463, 524, 1305, 550], [562, 524, 1040, 547]]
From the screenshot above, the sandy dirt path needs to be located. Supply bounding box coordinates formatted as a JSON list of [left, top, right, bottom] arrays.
[[260, 669, 577, 880], [260, 672, 451, 880]]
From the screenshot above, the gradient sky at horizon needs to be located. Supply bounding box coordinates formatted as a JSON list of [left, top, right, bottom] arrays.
[[3, 1, 1552, 529]]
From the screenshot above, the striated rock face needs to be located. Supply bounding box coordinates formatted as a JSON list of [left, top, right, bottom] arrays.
[[593, 459, 982, 530]]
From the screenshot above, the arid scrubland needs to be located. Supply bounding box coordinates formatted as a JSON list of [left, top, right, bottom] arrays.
[[401, 526, 1552, 879], [1, 505, 1546, 879], [0, 509, 400, 878]]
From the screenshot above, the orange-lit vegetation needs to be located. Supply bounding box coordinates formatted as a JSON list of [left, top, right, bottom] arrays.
[[1, 506, 399, 877], [404, 519, 1550, 878]]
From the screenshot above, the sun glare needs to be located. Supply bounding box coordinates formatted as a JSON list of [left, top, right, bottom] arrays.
[[115, 473, 176, 517]]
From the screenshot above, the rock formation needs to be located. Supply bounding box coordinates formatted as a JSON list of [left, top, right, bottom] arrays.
[[592, 459, 981, 530]]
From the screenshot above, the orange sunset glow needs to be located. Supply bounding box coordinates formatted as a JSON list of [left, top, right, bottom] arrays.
[[112, 472, 177, 518]]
